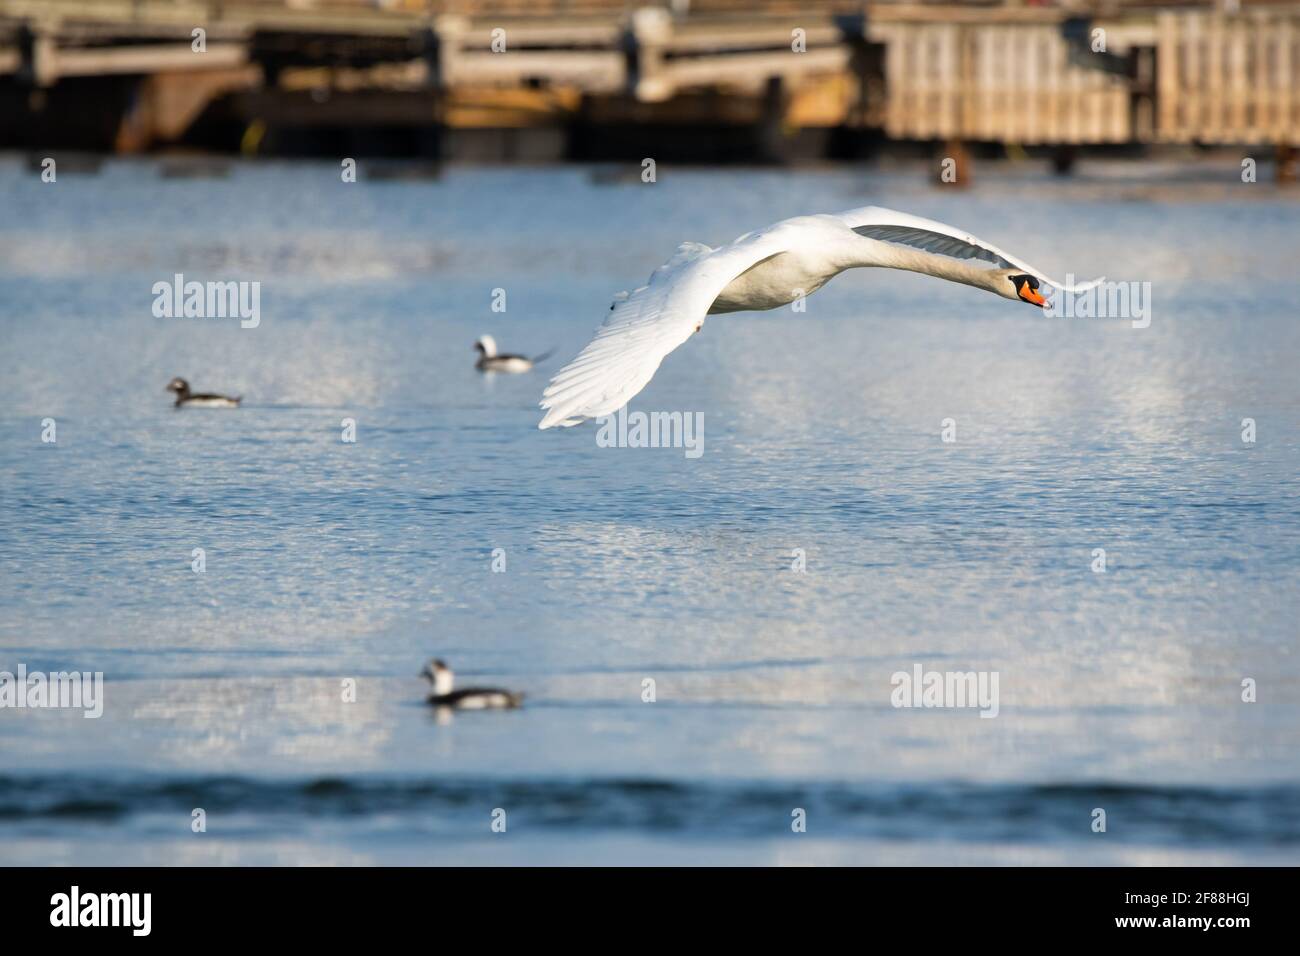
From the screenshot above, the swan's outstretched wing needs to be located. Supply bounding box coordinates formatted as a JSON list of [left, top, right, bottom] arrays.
[[838, 205, 1103, 293], [538, 225, 806, 428]]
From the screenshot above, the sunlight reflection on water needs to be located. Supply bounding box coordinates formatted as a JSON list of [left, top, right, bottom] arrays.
[[1, 158, 1297, 863]]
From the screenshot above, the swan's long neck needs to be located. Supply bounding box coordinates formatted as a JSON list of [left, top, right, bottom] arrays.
[[841, 238, 1002, 296]]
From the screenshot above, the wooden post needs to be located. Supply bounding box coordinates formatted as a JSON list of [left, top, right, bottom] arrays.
[[1278, 143, 1297, 185], [17, 24, 58, 88], [836, 10, 873, 130], [937, 137, 971, 188], [1132, 45, 1155, 142], [756, 75, 791, 163], [432, 15, 466, 89], [628, 7, 673, 103]]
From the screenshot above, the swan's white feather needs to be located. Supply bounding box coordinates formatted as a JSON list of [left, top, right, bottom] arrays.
[[539, 207, 1101, 429], [837, 205, 1104, 293], [538, 222, 808, 428]]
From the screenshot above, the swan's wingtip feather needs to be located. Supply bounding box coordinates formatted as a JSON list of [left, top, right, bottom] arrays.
[[538, 413, 584, 429], [538, 403, 586, 429], [1052, 274, 1106, 293]]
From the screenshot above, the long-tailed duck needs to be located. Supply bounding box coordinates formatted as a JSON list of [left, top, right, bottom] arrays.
[[166, 377, 241, 408], [474, 335, 553, 373], [420, 658, 524, 710]]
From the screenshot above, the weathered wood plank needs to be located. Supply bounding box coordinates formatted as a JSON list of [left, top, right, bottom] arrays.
[[2, 1, 1297, 146], [51, 43, 249, 79]]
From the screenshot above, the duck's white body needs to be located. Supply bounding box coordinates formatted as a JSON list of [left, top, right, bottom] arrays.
[[440, 690, 519, 710], [479, 355, 536, 373], [179, 396, 240, 408], [166, 377, 241, 409], [474, 334, 552, 374], [538, 206, 1102, 429], [421, 659, 523, 711]]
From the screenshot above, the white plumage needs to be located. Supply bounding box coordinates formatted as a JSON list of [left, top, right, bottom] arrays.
[[538, 206, 1101, 429]]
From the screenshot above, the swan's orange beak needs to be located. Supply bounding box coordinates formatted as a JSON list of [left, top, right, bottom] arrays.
[[1017, 280, 1047, 307]]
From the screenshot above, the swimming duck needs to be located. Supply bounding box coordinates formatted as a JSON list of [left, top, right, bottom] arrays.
[[420, 658, 524, 709], [166, 377, 241, 408], [474, 335, 553, 373], [166, 377, 240, 408]]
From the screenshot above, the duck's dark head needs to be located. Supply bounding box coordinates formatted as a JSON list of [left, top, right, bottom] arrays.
[[166, 377, 190, 395], [420, 658, 449, 679]]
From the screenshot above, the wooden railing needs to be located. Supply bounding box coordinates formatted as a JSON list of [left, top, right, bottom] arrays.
[[875, 22, 1131, 143], [1156, 10, 1299, 143], [2, 0, 1299, 146]]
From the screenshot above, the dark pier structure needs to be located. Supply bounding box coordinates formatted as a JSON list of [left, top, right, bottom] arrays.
[[1, 0, 1297, 167]]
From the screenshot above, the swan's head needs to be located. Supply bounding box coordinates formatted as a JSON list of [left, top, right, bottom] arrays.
[[1002, 272, 1047, 307], [474, 335, 498, 358], [420, 658, 454, 696], [166, 377, 189, 394]]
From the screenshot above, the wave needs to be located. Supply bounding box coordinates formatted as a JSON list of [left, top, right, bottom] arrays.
[[2, 774, 1297, 845]]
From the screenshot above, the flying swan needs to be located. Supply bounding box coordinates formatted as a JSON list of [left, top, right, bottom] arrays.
[[538, 205, 1102, 429]]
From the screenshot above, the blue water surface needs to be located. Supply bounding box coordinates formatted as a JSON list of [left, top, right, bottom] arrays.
[[0, 157, 1297, 864]]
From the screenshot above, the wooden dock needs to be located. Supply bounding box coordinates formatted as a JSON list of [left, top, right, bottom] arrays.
[[1, 1, 1297, 159]]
